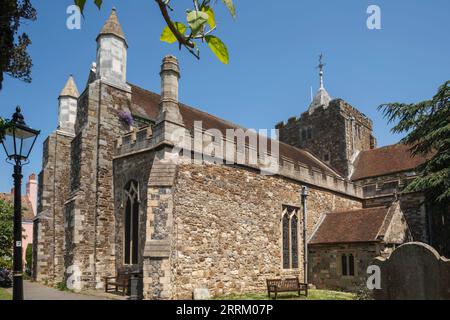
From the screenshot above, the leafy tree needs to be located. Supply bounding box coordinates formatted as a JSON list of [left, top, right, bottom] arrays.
[[379, 80, 450, 204], [25, 244, 32, 276], [75, 0, 235, 64], [0, 0, 37, 90], [0, 199, 14, 269]]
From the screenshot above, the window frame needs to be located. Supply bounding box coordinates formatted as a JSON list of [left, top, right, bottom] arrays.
[[281, 205, 301, 270], [123, 180, 140, 266]]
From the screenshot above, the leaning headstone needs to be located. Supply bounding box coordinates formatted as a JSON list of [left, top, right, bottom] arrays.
[[372, 242, 450, 300], [193, 288, 211, 300]]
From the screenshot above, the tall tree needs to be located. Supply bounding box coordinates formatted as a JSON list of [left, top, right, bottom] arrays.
[[0, 199, 14, 269], [0, 0, 37, 91], [379, 80, 450, 204]]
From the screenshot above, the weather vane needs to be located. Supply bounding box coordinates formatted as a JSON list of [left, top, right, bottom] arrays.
[[317, 53, 325, 89]]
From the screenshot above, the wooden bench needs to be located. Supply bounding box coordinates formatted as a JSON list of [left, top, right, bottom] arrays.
[[105, 270, 131, 296], [266, 278, 308, 299]]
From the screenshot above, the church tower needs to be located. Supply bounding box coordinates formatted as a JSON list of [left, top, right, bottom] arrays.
[[276, 55, 376, 178]]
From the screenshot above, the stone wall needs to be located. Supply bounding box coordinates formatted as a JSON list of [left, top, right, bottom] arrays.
[[64, 80, 131, 290], [170, 163, 362, 299], [308, 243, 382, 292], [360, 171, 430, 244], [33, 131, 73, 284], [276, 99, 375, 178]]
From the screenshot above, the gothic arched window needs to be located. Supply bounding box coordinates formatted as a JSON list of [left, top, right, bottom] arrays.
[[282, 206, 300, 270], [124, 180, 139, 265]]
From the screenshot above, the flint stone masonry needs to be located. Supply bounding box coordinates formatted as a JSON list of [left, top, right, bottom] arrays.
[[373, 242, 450, 300], [33, 131, 73, 284], [170, 163, 362, 299], [309, 243, 380, 292], [64, 79, 132, 290]]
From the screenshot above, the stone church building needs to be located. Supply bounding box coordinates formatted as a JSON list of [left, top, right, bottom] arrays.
[[32, 9, 446, 298]]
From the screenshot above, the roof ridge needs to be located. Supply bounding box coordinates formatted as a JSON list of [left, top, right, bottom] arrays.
[[326, 206, 388, 215], [129, 82, 341, 177]]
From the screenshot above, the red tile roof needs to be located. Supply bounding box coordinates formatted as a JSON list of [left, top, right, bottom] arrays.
[[129, 84, 340, 176], [309, 206, 390, 245], [351, 143, 429, 181], [0, 193, 35, 221]]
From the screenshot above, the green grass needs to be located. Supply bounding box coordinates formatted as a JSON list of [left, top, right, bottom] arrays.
[[213, 289, 356, 300], [0, 288, 12, 300]]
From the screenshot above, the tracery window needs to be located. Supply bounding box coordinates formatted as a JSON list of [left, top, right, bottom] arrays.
[[282, 206, 300, 269], [124, 180, 139, 265]]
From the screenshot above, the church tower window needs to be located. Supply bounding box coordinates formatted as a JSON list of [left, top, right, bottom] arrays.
[[124, 180, 139, 265]]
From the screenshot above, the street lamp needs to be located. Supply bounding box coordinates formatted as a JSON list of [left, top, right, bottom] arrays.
[[1, 106, 40, 301]]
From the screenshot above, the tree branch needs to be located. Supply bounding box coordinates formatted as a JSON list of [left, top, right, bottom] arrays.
[[155, 0, 195, 49]]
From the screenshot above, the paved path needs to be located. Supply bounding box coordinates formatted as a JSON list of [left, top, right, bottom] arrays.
[[7, 281, 119, 300]]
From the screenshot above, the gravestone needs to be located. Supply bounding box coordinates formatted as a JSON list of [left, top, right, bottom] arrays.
[[373, 242, 450, 300]]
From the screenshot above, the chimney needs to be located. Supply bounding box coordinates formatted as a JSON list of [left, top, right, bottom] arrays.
[[26, 173, 38, 216], [156, 55, 183, 125]]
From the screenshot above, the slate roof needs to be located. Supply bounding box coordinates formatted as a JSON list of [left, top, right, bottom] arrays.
[[308, 206, 391, 245], [129, 84, 340, 176], [0, 193, 35, 222], [351, 143, 429, 181]]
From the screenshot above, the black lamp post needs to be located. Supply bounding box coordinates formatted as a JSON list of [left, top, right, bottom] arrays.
[[1, 106, 40, 300]]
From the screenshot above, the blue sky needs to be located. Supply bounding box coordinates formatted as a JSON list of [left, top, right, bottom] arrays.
[[1, 0, 449, 192]]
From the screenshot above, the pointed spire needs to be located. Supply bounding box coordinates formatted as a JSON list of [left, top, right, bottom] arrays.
[[97, 7, 127, 46], [308, 54, 331, 114], [60, 75, 79, 98]]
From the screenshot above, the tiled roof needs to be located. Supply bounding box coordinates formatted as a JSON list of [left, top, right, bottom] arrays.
[[309, 206, 390, 245], [351, 143, 429, 181], [129, 84, 340, 176], [0, 193, 35, 221]]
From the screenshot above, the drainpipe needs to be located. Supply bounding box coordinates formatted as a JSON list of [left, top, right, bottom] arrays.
[[301, 186, 309, 284]]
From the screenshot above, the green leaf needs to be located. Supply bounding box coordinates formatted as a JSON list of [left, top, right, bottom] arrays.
[[201, 7, 216, 29], [187, 10, 209, 36], [160, 22, 187, 44], [94, 0, 102, 9], [74, 0, 87, 14], [205, 35, 229, 64], [221, 0, 236, 19]]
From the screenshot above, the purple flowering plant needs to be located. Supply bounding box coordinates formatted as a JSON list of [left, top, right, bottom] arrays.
[[118, 110, 134, 126]]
